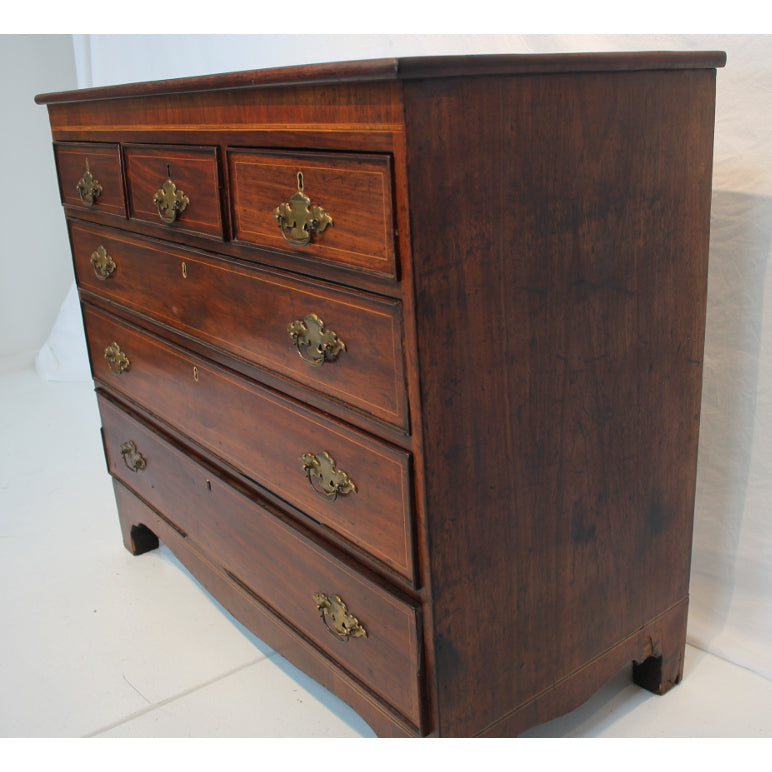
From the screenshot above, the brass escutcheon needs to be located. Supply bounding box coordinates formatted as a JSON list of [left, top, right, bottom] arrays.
[[76, 159, 102, 206], [120, 440, 146, 473], [153, 174, 189, 224], [313, 593, 367, 642], [104, 342, 130, 374], [273, 171, 333, 246], [90, 245, 116, 280], [288, 313, 346, 367], [300, 451, 356, 501]]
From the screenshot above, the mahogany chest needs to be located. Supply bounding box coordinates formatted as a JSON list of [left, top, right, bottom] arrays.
[[37, 51, 725, 736]]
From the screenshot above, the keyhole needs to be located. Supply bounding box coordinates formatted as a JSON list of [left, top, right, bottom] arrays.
[[297, 171, 304, 192], [166, 163, 172, 179], [182, 261, 188, 279], [193, 365, 199, 382]]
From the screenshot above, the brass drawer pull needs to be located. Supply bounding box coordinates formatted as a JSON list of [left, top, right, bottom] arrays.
[[301, 451, 356, 501], [90, 245, 116, 280], [153, 168, 189, 224], [75, 159, 102, 206], [104, 342, 130, 374], [288, 313, 346, 367], [120, 440, 146, 473], [274, 171, 332, 246], [313, 593, 367, 642]]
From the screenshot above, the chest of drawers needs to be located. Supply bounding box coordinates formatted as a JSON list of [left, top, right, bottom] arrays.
[[37, 51, 725, 737]]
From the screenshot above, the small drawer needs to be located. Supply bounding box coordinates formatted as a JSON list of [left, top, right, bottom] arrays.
[[53, 142, 125, 216], [97, 394, 421, 726], [82, 305, 414, 581], [69, 222, 408, 429], [229, 149, 397, 277], [124, 144, 223, 238]]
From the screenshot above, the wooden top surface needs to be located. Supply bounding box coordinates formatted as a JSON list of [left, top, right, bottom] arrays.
[[35, 51, 727, 105]]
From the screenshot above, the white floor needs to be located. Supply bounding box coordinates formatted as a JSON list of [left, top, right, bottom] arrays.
[[1, 364, 771, 740]]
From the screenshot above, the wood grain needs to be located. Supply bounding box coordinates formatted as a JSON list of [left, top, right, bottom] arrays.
[[123, 144, 224, 238], [403, 67, 717, 735], [229, 149, 397, 277], [99, 393, 422, 725], [69, 221, 408, 428], [111, 479, 421, 735], [42, 80, 405, 139], [83, 303, 415, 580], [53, 142, 125, 215]]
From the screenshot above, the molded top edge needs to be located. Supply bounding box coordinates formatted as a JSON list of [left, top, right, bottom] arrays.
[[35, 51, 727, 105]]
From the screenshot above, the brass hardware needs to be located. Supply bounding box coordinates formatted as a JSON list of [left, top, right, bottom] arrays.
[[181, 261, 188, 279], [273, 171, 333, 246], [104, 342, 130, 374], [288, 313, 346, 367], [153, 172, 189, 224], [301, 451, 356, 501], [76, 159, 102, 206], [313, 593, 367, 642], [193, 365, 199, 382], [120, 441, 146, 473], [90, 245, 116, 280]]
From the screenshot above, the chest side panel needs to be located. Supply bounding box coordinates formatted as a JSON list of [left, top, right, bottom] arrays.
[[404, 68, 717, 736]]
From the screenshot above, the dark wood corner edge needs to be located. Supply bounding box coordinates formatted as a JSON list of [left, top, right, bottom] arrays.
[[395, 50, 727, 80]]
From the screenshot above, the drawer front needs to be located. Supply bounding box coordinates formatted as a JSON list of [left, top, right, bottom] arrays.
[[70, 222, 408, 428], [124, 144, 223, 237], [83, 304, 414, 579], [98, 394, 421, 725], [54, 142, 125, 215], [229, 149, 397, 277]]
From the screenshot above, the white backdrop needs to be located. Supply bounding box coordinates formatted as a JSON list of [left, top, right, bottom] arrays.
[[38, 34, 772, 685]]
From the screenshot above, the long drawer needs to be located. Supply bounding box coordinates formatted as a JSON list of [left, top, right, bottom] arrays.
[[97, 393, 422, 726], [82, 304, 414, 580], [70, 221, 407, 428]]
